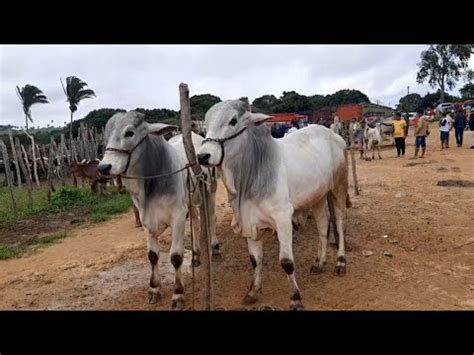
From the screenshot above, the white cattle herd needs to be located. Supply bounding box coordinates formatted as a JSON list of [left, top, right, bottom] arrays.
[[98, 100, 353, 310]]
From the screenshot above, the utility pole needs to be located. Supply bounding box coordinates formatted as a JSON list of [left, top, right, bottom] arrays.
[[407, 86, 410, 95]]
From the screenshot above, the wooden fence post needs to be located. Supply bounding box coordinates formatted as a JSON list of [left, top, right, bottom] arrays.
[[8, 131, 21, 188], [0, 139, 17, 212], [180, 83, 213, 310], [16, 143, 33, 208], [349, 123, 360, 196]]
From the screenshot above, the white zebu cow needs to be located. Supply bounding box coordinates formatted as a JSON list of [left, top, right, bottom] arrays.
[[197, 100, 350, 310], [363, 121, 382, 161], [98, 111, 219, 310]]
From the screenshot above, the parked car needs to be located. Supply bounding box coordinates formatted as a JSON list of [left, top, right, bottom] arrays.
[[436, 103, 454, 114]]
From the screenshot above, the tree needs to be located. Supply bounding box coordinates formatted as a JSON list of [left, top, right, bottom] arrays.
[[397, 93, 423, 112], [189, 94, 221, 120], [421, 90, 460, 109], [460, 82, 474, 98], [326, 89, 370, 107], [15, 84, 49, 132], [416, 45, 474, 103], [61, 76, 96, 140], [274, 91, 312, 113], [251, 94, 280, 113]]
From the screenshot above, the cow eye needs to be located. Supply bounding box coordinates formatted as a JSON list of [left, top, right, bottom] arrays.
[[125, 131, 135, 138], [229, 118, 238, 126]]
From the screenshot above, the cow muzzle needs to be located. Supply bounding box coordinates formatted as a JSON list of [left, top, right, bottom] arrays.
[[98, 163, 112, 176]]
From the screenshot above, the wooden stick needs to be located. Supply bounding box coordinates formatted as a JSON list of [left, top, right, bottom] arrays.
[[8, 131, 21, 188], [20, 143, 33, 183], [17, 144, 33, 208], [23, 130, 40, 187], [0, 139, 17, 211], [180, 82, 213, 310], [46, 138, 56, 199]]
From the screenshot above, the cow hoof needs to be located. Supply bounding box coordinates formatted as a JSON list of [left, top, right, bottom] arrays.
[[379, 156, 382, 160], [135, 223, 142, 228], [171, 298, 185, 310], [309, 264, 324, 274], [242, 293, 258, 305], [290, 301, 304, 310], [148, 292, 161, 304], [192, 258, 201, 267], [335, 265, 346, 276], [212, 248, 222, 261]]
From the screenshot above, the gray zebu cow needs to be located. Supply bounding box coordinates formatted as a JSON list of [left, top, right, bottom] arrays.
[[363, 121, 382, 161], [98, 111, 219, 310], [197, 100, 350, 310]]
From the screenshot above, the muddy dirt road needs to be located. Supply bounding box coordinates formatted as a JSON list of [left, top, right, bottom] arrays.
[[1, 126, 473, 310]]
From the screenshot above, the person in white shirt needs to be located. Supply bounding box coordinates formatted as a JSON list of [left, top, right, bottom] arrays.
[[439, 112, 453, 150], [284, 121, 299, 136]]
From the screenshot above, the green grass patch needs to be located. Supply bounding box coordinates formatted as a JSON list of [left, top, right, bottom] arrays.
[[0, 231, 68, 260], [0, 185, 133, 227]]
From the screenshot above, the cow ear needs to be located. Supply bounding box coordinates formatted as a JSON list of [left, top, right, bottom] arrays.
[[146, 123, 178, 136], [248, 112, 272, 125]]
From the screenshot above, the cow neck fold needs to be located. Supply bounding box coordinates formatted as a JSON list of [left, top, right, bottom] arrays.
[[224, 124, 278, 213], [127, 135, 179, 198]]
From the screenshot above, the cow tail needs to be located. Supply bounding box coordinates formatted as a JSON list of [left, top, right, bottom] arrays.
[[327, 193, 339, 245]]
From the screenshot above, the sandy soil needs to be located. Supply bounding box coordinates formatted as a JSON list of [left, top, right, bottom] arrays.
[[1, 124, 473, 310]]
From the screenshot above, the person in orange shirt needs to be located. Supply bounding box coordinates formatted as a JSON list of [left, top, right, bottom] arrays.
[[392, 112, 407, 157]]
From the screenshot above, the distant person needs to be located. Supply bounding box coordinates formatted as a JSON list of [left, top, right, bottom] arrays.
[[468, 109, 474, 149], [284, 121, 299, 136], [330, 115, 343, 136], [392, 112, 407, 157], [411, 112, 430, 159], [403, 113, 410, 136], [439, 112, 453, 150], [453, 109, 467, 147]]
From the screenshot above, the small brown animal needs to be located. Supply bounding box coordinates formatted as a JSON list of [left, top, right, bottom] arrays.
[[70, 159, 110, 194]]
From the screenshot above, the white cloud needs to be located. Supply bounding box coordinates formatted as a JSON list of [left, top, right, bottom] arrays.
[[1, 45, 472, 128]]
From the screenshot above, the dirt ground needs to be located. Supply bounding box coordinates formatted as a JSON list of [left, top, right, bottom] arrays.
[[1, 124, 473, 310]]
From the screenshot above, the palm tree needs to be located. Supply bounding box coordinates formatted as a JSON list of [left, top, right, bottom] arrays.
[[61, 76, 96, 139], [15, 84, 49, 132]]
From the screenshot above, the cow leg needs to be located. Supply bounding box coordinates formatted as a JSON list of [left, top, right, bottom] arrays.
[[190, 206, 201, 267], [331, 194, 347, 276], [242, 239, 263, 305], [276, 217, 303, 310], [170, 211, 186, 310], [378, 143, 382, 159], [208, 189, 221, 260], [146, 228, 163, 304], [133, 205, 142, 228], [309, 201, 329, 274]]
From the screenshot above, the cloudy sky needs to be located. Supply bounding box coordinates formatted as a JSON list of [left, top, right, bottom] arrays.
[[1, 45, 473, 128]]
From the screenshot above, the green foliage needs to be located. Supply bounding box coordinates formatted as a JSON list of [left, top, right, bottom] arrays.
[[0, 245, 25, 260], [417, 45, 474, 102], [421, 90, 460, 108], [190, 94, 222, 120], [50, 186, 89, 210], [460, 83, 474, 99], [61, 76, 96, 113], [251, 89, 370, 114], [15, 84, 49, 130], [0, 185, 132, 229], [251, 94, 280, 113], [397, 93, 423, 112]]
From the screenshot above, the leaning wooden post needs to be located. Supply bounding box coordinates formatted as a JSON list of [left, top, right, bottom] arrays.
[[0, 139, 17, 212], [180, 83, 213, 310], [8, 131, 21, 188], [349, 123, 360, 196], [23, 130, 40, 187], [16, 144, 33, 208]]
